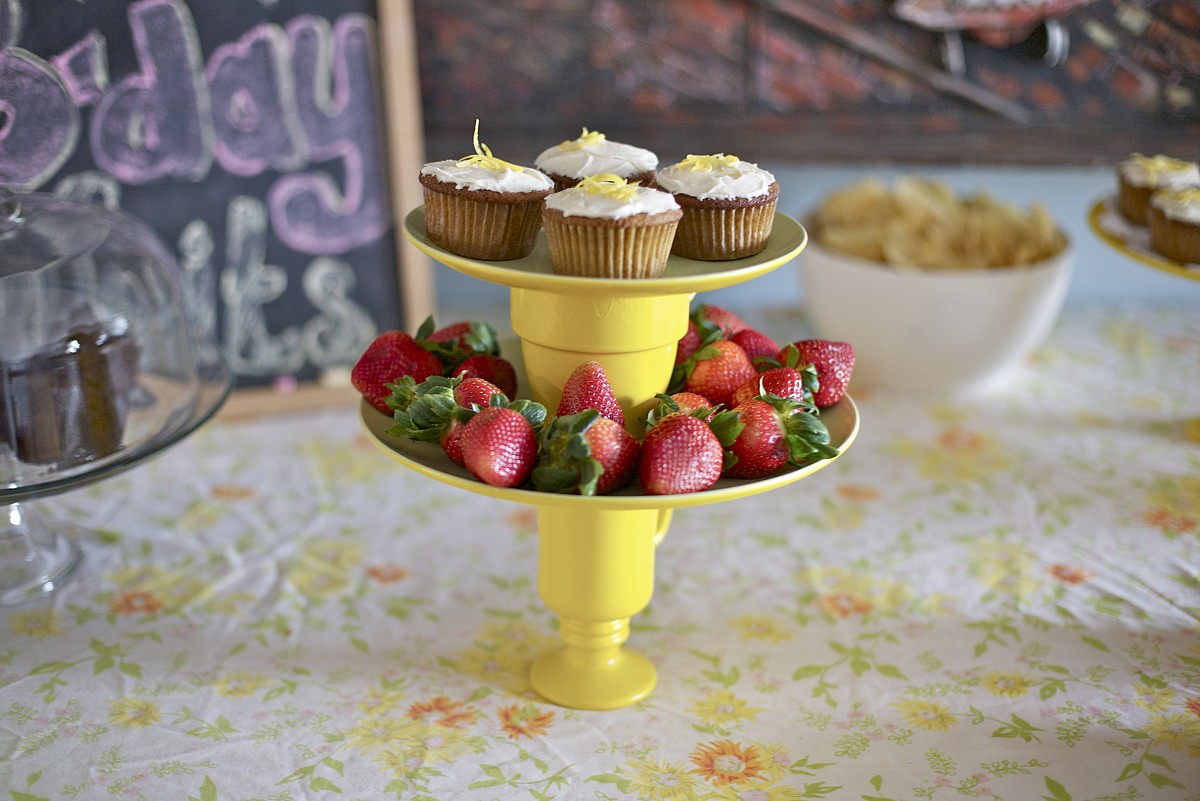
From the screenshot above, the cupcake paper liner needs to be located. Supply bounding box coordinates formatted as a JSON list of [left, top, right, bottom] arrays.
[[1147, 205, 1200, 265], [423, 187, 545, 261], [543, 215, 679, 279], [671, 200, 777, 260]]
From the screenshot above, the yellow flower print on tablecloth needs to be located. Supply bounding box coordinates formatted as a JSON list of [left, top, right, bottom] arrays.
[[688, 689, 765, 727], [106, 564, 213, 614], [371, 721, 484, 771], [1146, 711, 1200, 753], [709, 781, 806, 800], [357, 685, 406, 715], [979, 671, 1036, 698], [691, 739, 766, 786], [8, 607, 63, 639], [731, 613, 793, 643], [970, 540, 1040, 600], [303, 438, 384, 485], [893, 698, 957, 732], [456, 618, 557, 693], [498, 702, 555, 739], [287, 538, 364, 600], [1142, 473, 1200, 538], [108, 696, 161, 729], [349, 713, 418, 753], [893, 427, 1013, 483], [802, 566, 911, 619], [1134, 680, 1177, 712], [617, 757, 708, 800], [214, 670, 270, 699]]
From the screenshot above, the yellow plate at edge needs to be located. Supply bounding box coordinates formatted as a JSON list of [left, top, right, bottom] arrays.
[[1088, 197, 1200, 283], [403, 206, 808, 296], [361, 396, 859, 512]]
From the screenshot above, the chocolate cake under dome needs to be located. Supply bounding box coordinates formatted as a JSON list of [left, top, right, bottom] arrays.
[[0, 189, 230, 605]]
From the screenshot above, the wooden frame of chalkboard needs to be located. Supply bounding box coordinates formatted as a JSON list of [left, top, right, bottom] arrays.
[[1, 0, 434, 418]]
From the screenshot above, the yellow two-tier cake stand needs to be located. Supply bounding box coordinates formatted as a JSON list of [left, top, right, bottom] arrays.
[[360, 207, 859, 710]]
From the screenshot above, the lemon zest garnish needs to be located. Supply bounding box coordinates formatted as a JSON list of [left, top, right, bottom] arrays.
[[1130, 153, 1196, 182], [456, 119, 524, 173], [560, 127, 607, 151], [575, 173, 641, 202], [676, 153, 742, 172]]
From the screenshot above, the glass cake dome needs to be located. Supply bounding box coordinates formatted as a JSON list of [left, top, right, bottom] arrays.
[[0, 188, 231, 605]]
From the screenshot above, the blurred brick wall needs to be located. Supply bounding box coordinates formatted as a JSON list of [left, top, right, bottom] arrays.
[[411, 0, 1199, 164]]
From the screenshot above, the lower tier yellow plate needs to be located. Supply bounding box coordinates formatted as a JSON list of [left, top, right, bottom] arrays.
[[1088, 197, 1200, 282], [360, 396, 859, 511]]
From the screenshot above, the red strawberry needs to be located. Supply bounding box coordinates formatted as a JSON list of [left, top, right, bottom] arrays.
[[352, 331, 442, 414], [454, 376, 507, 408], [453, 354, 518, 399], [460, 406, 539, 488], [675, 320, 702, 365], [716, 397, 840, 479], [730, 366, 814, 408], [557, 361, 624, 425], [643, 392, 717, 430], [532, 410, 640, 495], [731, 327, 780, 366], [683, 340, 757, 409], [778, 340, 855, 408], [638, 413, 725, 495], [697, 303, 748, 337], [440, 417, 468, 466], [421, 317, 499, 370]]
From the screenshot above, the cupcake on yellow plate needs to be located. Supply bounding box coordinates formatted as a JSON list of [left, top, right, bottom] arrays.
[[654, 154, 779, 260], [419, 123, 554, 260], [535, 128, 659, 192], [1115, 153, 1199, 226], [542, 174, 681, 279], [1146, 187, 1200, 265]]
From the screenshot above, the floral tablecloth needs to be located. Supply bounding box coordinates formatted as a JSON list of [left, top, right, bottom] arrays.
[[2, 305, 1199, 801]]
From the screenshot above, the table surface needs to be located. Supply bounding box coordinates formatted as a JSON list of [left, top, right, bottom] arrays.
[[2, 305, 1199, 800]]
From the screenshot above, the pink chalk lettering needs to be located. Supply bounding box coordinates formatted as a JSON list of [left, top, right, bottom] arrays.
[[0, 49, 79, 189], [90, 0, 212, 184], [268, 14, 389, 255], [207, 24, 302, 176], [53, 31, 108, 106]]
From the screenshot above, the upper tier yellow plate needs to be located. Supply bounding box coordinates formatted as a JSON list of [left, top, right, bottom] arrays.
[[1088, 197, 1200, 282], [403, 206, 808, 296], [361, 396, 858, 512]]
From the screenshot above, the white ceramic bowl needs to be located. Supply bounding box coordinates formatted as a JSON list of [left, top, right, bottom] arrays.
[[796, 233, 1074, 398]]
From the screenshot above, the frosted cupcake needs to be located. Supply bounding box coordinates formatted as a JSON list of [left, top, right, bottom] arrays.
[[1116, 154, 1199, 226], [654, 154, 779, 260], [419, 123, 555, 260], [542, 174, 681, 279], [535, 128, 659, 192], [1146, 187, 1200, 265]]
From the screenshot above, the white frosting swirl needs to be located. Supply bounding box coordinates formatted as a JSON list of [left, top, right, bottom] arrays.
[[545, 185, 679, 219], [1151, 188, 1200, 224], [535, 138, 658, 179], [421, 159, 553, 193], [656, 156, 776, 200], [1120, 154, 1199, 189]]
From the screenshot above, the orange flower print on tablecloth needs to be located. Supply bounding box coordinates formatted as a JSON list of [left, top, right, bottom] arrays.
[[892, 698, 957, 732], [1049, 563, 1092, 584], [366, 563, 410, 584], [818, 592, 872, 618], [498, 703, 555, 739], [211, 483, 255, 500], [893, 427, 1012, 483], [803, 566, 911, 619], [108, 697, 161, 729], [690, 740, 766, 786], [1187, 697, 1200, 717], [620, 757, 708, 800], [835, 483, 880, 503], [109, 590, 165, 616], [406, 696, 478, 729], [1141, 473, 1200, 538]]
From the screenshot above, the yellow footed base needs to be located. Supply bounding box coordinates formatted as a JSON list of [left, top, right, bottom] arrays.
[[531, 506, 670, 709]]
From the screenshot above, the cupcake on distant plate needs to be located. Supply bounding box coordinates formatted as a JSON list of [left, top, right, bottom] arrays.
[[1115, 153, 1199, 226], [654, 154, 779, 260], [1146, 187, 1200, 265], [419, 122, 555, 260], [535, 128, 659, 192], [542, 174, 681, 279]]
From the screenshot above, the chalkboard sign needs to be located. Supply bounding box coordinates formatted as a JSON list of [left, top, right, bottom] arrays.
[[0, 0, 430, 394]]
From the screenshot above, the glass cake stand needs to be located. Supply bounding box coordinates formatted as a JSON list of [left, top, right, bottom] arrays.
[[359, 207, 859, 710]]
